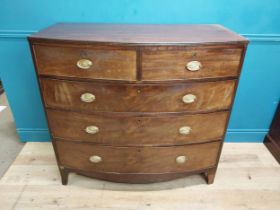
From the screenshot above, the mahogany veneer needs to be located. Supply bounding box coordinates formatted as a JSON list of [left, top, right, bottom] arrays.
[[47, 109, 229, 146], [41, 78, 236, 113], [56, 141, 221, 174], [34, 45, 137, 81], [142, 47, 242, 81], [29, 23, 248, 185]]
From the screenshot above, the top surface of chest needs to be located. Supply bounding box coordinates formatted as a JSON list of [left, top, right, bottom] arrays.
[[29, 23, 247, 45]]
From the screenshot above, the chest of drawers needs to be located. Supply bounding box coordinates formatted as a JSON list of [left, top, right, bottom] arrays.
[[29, 23, 248, 185]]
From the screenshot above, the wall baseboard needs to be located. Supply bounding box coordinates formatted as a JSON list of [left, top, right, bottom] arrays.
[[226, 129, 268, 142], [17, 128, 268, 143], [17, 128, 51, 142]]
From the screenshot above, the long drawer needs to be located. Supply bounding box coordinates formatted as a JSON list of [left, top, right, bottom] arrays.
[[41, 78, 236, 113], [142, 46, 242, 81], [47, 109, 228, 145], [33, 45, 137, 81], [56, 141, 221, 174]]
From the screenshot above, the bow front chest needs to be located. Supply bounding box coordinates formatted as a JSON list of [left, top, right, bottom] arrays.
[[29, 24, 248, 185]]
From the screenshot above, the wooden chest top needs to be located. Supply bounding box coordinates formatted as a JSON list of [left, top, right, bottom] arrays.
[[29, 23, 248, 45]]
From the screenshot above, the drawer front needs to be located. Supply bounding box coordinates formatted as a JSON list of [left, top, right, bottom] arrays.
[[41, 79, 236, 113], [47, 110, 228, 145], [142, 47, 242, 81], [56, 141, 220, 173], [33, 45, 137, 81]]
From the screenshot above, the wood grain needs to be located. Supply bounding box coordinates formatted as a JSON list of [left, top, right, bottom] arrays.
[[29, 23, 248, 45], [41, 78, 236, 113], [47, 109, 228, 146], [33, 45, 137, 81], [28, 24, 248, 185], [142, 47, 242, 81], [55, 141, 221, 174]]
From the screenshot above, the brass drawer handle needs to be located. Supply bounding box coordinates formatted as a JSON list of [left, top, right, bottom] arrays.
[[85, 126, 99, 134], [77, 59, 93, 69], [176, 155, 188, 164], [80, 93, 95, 103], [89, 155, 102, 163], [182, 94, 196, 104], [179, 126, 192, 135], [186, 61, 202, 71]]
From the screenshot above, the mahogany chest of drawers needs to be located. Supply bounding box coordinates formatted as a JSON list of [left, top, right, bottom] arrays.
[[29, 23, 248, 185]]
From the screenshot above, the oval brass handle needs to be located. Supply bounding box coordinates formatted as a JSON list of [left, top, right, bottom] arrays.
[[179, 126, 192, 135], [77, 59, 93, 69], [182, 94, 196, 104], [89, 155, 102, 163], [186, 61, 202, 71], [176, 155, 188, 164], [85, 126, 99, 134], [80, 93, 96, 103]]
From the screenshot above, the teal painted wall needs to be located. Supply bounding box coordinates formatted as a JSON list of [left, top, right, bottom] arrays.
[[0, 0, 279, 142]]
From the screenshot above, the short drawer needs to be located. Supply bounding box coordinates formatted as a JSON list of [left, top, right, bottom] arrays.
[[56, 141, 221, 174], [141, 47, 243, 81], [47, 110, 228, 145], [33, 45, 137, 81], [41, 79, 236, 113]]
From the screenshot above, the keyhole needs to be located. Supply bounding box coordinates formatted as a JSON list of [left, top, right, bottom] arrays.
[[137, 119, 143, 127]]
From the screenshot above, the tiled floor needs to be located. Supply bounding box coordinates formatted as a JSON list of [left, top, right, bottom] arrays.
[[0, 93, 24, 178]]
